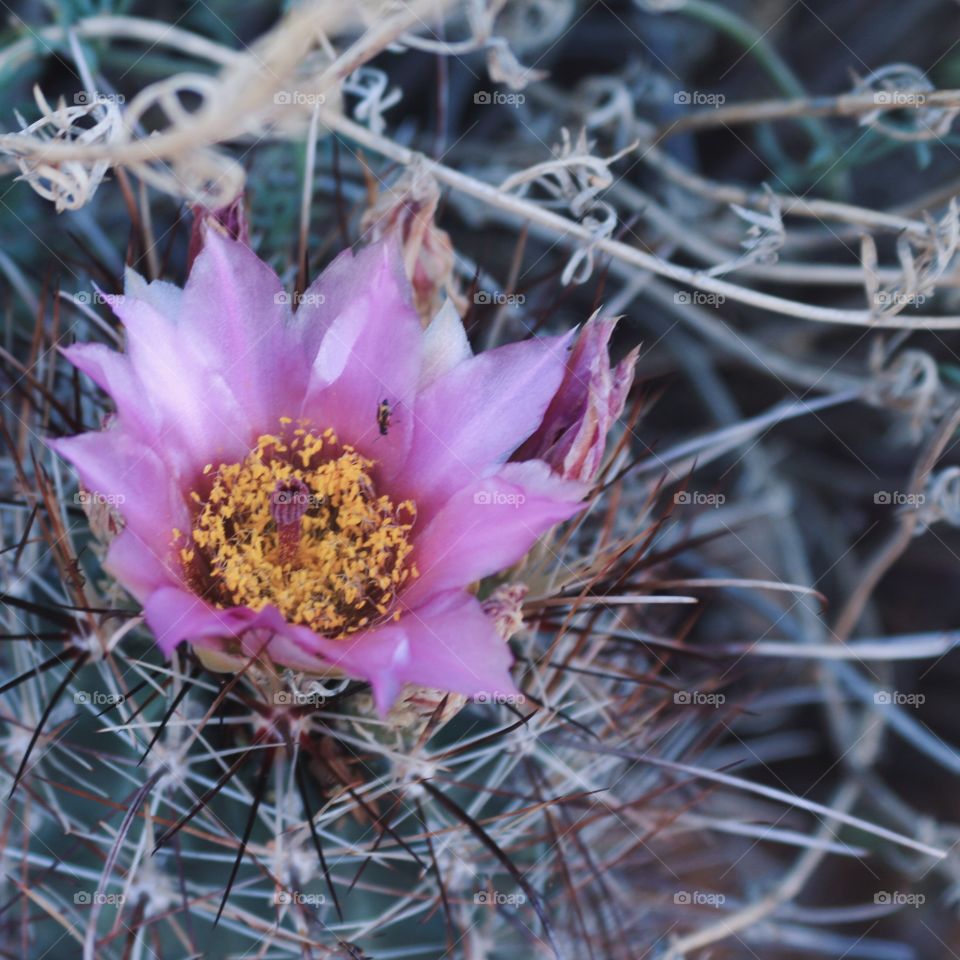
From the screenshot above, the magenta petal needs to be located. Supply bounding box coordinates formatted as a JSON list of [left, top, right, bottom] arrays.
[[107, 295, 253, 469], [104, 530, 183, 601], [402, 460, 586, 608], [295, 244, 383, 340], [144, 587, 256, 656], [62, 342, 134, 398], [517, 317, 637, 483], [143, 587, 324, 667], [48, 430, 190, 555], [318, 591, 520, 713], [145, 587, 518, 715], [397, 332, 574, 516], [301, 241, 421, 477], [180, 231, 310, 430], [61, 342, 159, 441]]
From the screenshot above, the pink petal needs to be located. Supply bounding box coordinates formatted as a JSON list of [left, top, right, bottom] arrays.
[[144, 587, 519, 714], [143, 587, 323, 666], [123, 269, 183, 319], [296, 243, 386, 335], [48, 430, 190, 557], [419, 300, 472, 388], [397, 332, 574, 516], [106, 294, 253, 470], [61, 342, 159, 443], [517, 316, 637, 483], [402, 460, 585, 608], [319, 591, 520, 713], [293, 240, 416, 366], [104, 529, 182, 601], [301, 241, 421, 479], [180, 231, 311, 431]]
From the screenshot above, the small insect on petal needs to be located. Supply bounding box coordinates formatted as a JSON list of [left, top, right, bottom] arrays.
[[377, 399, 392, 436]]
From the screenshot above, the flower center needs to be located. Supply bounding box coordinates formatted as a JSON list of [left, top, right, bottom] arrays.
[[178, 421, 417, 637]]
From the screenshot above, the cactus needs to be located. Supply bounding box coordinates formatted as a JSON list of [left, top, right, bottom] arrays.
[[2, 3, 958, 959]]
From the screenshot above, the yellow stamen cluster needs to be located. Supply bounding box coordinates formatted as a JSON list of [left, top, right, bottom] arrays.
[[180, 423, 418, 637]]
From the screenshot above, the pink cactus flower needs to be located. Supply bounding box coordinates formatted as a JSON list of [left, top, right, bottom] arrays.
[[517, 316, 638, 484], [50, 233, 587, 712]]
